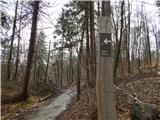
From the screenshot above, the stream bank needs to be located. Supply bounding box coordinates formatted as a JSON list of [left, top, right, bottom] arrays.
[[22, 89, 76, 120]]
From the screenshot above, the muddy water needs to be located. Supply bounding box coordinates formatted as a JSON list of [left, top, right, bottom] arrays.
[[24, 89, 76, 120]]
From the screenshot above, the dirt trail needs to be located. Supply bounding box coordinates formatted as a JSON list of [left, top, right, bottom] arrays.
[[23, 89, 76, 120]]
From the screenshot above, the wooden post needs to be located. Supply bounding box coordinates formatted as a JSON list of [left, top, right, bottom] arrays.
[[96, 1, 117, 120]]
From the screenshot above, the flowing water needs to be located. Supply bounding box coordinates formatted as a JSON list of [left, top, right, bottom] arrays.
[[24, 89, 76, 120]]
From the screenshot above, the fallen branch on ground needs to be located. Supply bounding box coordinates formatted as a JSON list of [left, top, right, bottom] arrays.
[[39, 94, 53, 102], [129, 85, 137, 99], [119, 68, 143, 87], [114, 85, 160, 109]]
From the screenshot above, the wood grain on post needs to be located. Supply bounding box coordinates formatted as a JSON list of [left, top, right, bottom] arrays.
[[96, 1, 117, 120]]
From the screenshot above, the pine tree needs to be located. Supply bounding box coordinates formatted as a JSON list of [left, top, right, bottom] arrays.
[[22, 1, 40, 100], [54, 1, 85, 87], [34, 31, 47, 82]]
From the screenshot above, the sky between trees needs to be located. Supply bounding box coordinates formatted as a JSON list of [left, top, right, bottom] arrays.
[[4, 0, 159, 52]]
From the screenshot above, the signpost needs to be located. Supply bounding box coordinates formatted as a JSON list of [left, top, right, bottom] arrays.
[[100, 33, 111, 57], [96, 1, 117, 120]]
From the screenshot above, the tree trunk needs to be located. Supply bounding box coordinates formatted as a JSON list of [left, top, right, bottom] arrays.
[[97, 1, 100, 17], [55, 61, 59, 84], [120, 54, 124, 75], [77, 50, 81, 100], [44, 40, 51, 83], [22, 1, 40, 101], [89, 1, 96, 87], [155, 34, 159, 68], [33, 36, 39, 82], [113, 1, 124, 82], [152, 25, 159, 68], [6, 0, 18, 81], [13, 5, 22, 81], [146, 23, 152, 70], [33, 56, 37, 82], [127, 0, 131, 74], [60, 42, 64, 88], [69, 46, 73, 85], [138, 30, 142, 72], [76, 21, 85, 100], [85, 1, 90, 88]]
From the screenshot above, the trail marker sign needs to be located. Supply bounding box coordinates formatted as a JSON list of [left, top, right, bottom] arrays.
[[100, 33, 111, 57]]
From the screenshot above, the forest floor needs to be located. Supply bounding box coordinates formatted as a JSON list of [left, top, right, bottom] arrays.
[[58, 70, 160, 120], [1, 69, 160, 120], [1, 81, 62, 120], [19, 89, 76, 120]]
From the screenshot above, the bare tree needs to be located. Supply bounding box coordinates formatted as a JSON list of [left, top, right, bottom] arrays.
[[6, 0, 19, 81], [13, 2, 22, 81], [113, 1, 124, 81], [44, 40, 51, 83], [89, 1, 96, 86], [76, 23, 84, 100], [152, 25, 159, 68], [85, 1, 90, 88], [126, 0, 131, 74]]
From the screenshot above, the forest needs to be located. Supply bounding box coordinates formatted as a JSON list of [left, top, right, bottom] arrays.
[[1, 0, 160, 120]]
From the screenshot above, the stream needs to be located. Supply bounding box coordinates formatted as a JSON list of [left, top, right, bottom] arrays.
[[24, 89, 77, 120]]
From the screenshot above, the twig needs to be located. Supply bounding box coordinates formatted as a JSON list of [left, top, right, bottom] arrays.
[[114, 85, 160, 109], [114, 84, 142, 104], [39, 94, 53, 102], [129, 85, 137, 99], [119, 67, 144, 87]]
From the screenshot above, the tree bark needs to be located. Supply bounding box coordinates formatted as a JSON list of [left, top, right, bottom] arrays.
[[68, 46, 73, 85], [33, 47, 37, 82], [76, 21, 85, 100], [85, 1, 90, 87], [22, 1, 40, 100], [113, 1, 124, 82], [97, 1, 100, 17], [44, 40, 51, 83], [13, 3, 22, 81], [146, 22, 152, 70], [60, 40, 64, 88], [89, 1, 96, 87], [155, 33, 159, 68], [152, 25, 159, 68], [127, 0, 131, 73], [6, 0, 18, 81]]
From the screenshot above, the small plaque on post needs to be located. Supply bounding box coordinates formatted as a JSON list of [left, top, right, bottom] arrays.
[[100, 33, 111, 57]]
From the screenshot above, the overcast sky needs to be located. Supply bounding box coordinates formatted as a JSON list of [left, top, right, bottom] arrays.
[[5, 0, 160, 50], [40, 0, 159, 37], [39, 0, 159, 49]]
